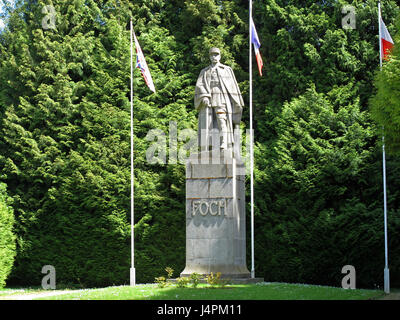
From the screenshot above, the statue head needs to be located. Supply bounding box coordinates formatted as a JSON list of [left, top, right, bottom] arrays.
[[209, 47, 221, 65]]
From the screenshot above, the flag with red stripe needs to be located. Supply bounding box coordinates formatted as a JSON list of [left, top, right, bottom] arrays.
[[380, 16, 394, 61], [251, 18, 263, 76], [133, 30, 156, 93]]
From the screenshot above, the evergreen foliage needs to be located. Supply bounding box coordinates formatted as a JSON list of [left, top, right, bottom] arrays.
[[0, 182, 16, 288], [370, 16, 400, 153], [0, 0, 399, 288]]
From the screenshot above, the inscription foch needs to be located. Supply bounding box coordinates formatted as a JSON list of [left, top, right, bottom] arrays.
[[192, 199, 227, 216]]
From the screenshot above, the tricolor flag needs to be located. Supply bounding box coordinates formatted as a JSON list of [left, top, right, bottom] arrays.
[[251, 18, 263, 76], [380, 16, 394, 61], [133, 30, 156, 93]]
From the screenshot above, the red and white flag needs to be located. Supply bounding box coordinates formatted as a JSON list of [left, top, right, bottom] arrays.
[[133, 30, 156, 93], [380, 16, 394, 61]]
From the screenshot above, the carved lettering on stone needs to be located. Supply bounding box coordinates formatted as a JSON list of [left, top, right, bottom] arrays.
[[192, 199, 226, 216]]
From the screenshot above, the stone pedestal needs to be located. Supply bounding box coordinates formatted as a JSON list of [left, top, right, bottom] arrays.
[[180, 151, 250, 278]]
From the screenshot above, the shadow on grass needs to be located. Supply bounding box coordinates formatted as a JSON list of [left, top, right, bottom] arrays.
[[134, 285, 244, 300], [32, 283, 387, 301], [138, 283, 385, 301]]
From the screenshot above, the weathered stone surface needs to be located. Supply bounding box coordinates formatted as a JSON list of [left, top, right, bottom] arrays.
[[186, 179, 209, 199], [169, 277, 265, 284], [186, 163, 192, 179], [209, 178, 233, 198], [226, 160, 246, 178], [181, 152, 250, 279], [191, 163, 226, 179]]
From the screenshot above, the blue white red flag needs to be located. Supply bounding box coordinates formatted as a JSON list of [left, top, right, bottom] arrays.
[[133, 30, 156, 93], [251, 18, 263, 76]]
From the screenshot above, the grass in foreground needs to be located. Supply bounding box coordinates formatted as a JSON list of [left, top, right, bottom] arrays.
[[38, 282, 384, 300], [0, 285, 83, 299], [0, 287, 47, 297]]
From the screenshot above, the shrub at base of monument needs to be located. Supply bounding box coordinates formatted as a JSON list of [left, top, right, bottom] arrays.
[[206, 272, 230, 288], [155, 267, 175, 288], [190, 272, 201, 288], [156, 267, 232, 289], [176, 277, 191, 288]]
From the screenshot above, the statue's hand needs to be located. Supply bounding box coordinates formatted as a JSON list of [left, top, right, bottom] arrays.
[[202, 97, 210, 108]]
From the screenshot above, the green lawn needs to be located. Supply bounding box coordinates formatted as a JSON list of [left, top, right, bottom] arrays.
[[38, 282, 385, 300], [0, 287, 46, 297]]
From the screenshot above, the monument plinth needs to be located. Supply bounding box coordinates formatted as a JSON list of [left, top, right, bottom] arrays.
[[180, 151, 250, 278]]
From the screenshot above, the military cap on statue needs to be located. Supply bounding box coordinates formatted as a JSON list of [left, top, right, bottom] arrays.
[[209, 47, 221, 55]]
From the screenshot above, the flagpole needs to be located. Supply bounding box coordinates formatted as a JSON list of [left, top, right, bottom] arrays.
[[378, 1, 389, 294], [249, 0, 255, 279], [130, 18, 136, 286]]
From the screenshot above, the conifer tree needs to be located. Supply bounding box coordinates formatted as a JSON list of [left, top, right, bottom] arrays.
[[370, 17, 400, 153], [0, 182, 16, 288], [0, 0, 194, 285], [0, 0, 400, 288]]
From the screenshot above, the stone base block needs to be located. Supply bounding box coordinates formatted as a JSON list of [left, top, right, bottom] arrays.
[[171, 277, 265, 284], [181, 151, 250, 279]]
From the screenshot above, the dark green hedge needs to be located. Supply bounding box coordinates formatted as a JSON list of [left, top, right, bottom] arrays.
[[0, 0, 399, 288], [0, 183, 16, 288]]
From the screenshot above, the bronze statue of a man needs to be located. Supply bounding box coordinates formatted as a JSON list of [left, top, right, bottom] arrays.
[[194, 48, 244, 152]]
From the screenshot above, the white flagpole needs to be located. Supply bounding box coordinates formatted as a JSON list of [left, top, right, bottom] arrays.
[[249, 0, 255, 279], [378, 1, 390, 294], [130, 18, 136, 286]]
